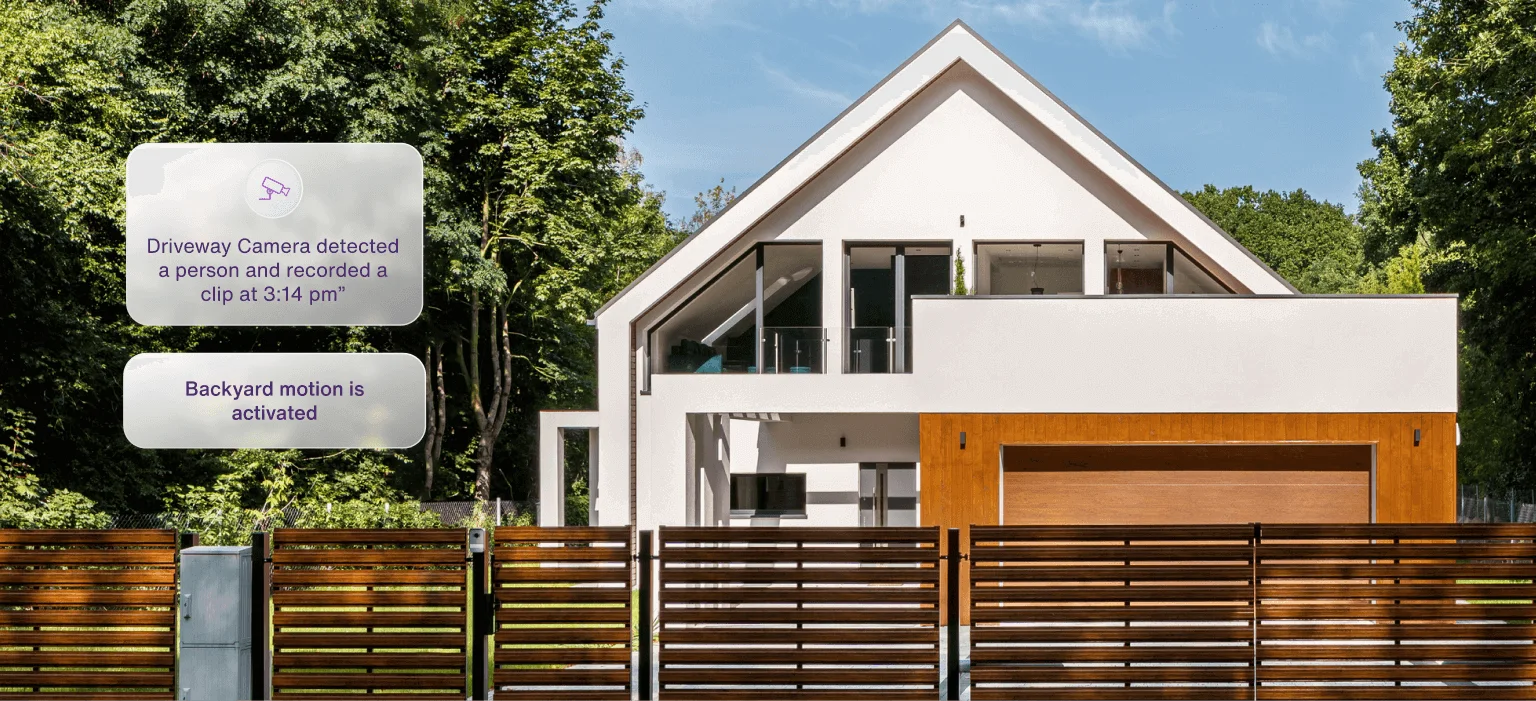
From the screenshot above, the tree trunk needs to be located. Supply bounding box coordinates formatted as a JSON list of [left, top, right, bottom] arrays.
[[421, 341, 447, 499], [456, 291, 514, 505]]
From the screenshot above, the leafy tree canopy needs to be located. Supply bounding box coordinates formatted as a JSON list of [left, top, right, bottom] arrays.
[[1182, 185, 1365, 294], [0, 0, 680, 524], [1359, 0, 1536, 488]]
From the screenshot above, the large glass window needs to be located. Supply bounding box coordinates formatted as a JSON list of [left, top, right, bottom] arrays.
[[760, 244, 824, 373], [1170, 247, 1229, 294], [845, 244, 948, 373], [651, 243, 823, 375], [976, 242, 1084, 295], [1105, 242, 1167, 294], [1104, 242, 1232, 295]]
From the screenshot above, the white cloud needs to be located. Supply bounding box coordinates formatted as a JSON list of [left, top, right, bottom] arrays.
[[756, 57, 853, 107], [810, 0, 1178, 53], [1257, 20, 1332, 59]]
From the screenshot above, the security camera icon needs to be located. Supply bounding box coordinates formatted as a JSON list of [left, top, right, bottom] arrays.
[[259, 177, 291, 200], [245, 159, 302, 218]]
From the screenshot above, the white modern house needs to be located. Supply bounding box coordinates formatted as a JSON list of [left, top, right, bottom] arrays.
[[538, 21, 1459, 533]]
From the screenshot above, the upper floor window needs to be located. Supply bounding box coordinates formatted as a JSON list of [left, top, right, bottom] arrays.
[[1105, 241, 1231, 295], [650, 243, 823, 375], [845, 244, 949, 374], [976, 242, 1084, 295]]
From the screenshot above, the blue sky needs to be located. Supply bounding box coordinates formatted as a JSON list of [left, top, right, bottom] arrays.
[[603, 0, 1410, 224]]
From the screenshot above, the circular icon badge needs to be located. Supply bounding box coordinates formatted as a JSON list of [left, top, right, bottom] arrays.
[[244, 159, 304, 218]]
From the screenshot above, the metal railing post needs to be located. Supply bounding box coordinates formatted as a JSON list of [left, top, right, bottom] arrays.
[[946, 527, 961, 701], [638, 529, 655, 700], [250, 531, 270, 701], [470, 528, 490, 700]]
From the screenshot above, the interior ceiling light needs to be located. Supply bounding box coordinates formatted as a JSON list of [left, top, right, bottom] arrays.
[[1115, 246, 1124, 294]]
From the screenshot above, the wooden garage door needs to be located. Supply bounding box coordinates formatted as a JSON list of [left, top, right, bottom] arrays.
[[1002, 444, 1370, 525]]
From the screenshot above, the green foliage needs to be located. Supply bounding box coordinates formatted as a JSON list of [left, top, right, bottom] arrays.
[[953, 249, 969, 295], [1358, 0, 1536, 488], [1182, 185, 1366, 293], [685, 178, 739, 234], [0, 399, 108, 528], [0, 0, 680, 517], [166, 450, 441, 546], [565, 474, 590, 527]]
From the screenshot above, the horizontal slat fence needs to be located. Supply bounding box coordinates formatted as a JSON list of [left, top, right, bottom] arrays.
[[658, 526, 941, 700], [269, 529, 470, 700], [491, 526, 633, 701], [969, 525, 1258, 701], [1257, 523, 1536, 700], [0, 529, 180, 700]]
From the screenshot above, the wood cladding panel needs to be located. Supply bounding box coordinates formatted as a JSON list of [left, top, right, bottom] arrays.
[[657, 526, 940, 700], [269, 529, 468, 699], [0, 529, 179, 700], [920, 413, 1456, 622], [920, 413, 1455, 528], [491, 526, 632, 701]]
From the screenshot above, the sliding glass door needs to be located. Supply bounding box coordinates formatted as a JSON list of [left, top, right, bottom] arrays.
[[845, 244, 949, 373]]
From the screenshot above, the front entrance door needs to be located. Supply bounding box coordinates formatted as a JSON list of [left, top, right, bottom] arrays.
[[860, 462, 917, 526]]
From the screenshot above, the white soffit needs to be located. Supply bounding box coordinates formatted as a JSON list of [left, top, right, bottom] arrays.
[[598, 20, 1294, 322]]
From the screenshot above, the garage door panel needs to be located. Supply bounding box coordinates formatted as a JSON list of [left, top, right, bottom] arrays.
[[1002, 446, 1371, 525]]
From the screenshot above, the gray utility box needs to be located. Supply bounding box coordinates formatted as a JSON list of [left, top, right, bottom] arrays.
[[179, 546, 252, 700]]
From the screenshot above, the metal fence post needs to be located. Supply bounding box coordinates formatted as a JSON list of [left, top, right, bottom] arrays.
[[470, 528, 490, 700], [946, 527, 961, 701], [638, 529, 654, 701], [249, 531, 270, 701]]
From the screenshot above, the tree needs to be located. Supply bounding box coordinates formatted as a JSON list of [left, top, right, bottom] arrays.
[[1357, 0, 1536, 489], [1182, 185, 1365, 294], [0, 0, 679, 515], [427, 0, 666, 502], [685, 178, 738, 233]]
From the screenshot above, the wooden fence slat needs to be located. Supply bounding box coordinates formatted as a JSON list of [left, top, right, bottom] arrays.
[[491, 526, 633, 701], [0, 528, 179, 700], [969, 525, 1256, 700], [1255, 523, 1536, 699], [658, 525, 940, 701], [268, 528, 470, 699]]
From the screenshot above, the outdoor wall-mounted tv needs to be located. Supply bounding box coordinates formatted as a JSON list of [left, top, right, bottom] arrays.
[[729, 473, 807, 518]]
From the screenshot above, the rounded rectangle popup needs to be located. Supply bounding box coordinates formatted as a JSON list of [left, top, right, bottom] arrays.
[[123, 353, 426, 449], [126, 143, 423, 326]]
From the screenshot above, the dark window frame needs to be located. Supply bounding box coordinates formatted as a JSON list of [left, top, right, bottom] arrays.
[[1102, 239, 1235, 295], [729, 473, 808, 518]]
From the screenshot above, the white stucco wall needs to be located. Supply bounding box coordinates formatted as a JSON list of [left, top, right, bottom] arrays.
[[586, 25, 1440, 529], [719, 415, 921, 527], [618, 296, 1459, 529]]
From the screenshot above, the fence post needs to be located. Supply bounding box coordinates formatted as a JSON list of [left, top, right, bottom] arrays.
[[249, 531, 270, 701], [638, 529, 654, 701], [469, 528, 490, 700], [946, 527, 961, 701]]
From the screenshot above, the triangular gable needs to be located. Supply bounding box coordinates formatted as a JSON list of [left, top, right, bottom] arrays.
[[599, 20, 1294, 321]]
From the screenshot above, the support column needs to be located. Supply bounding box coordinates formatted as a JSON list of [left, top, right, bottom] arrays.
[[587, 427, 599, 525], [538, 423, 565, 527]]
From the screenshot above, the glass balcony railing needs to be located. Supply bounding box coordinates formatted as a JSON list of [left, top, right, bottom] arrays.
[[760, 327, 826, 374], [845, 326, 914, 374], [846, 326, 894, 373]]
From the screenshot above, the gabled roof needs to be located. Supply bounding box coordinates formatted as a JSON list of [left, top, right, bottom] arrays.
[[598, 20, 1294, 318]]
